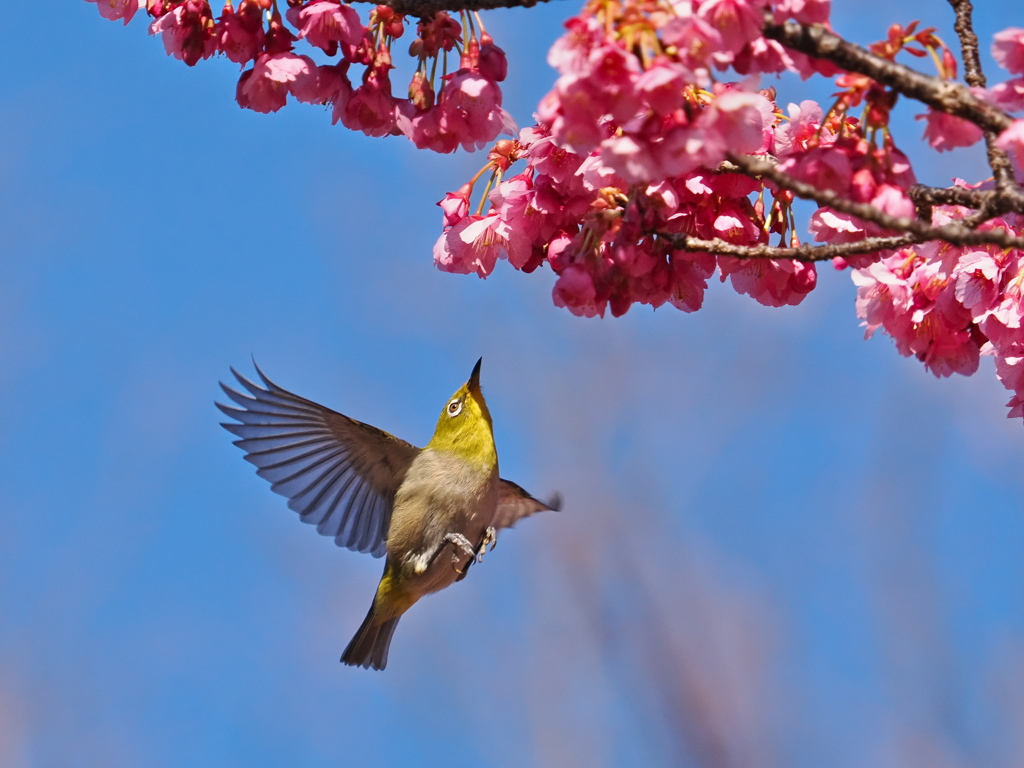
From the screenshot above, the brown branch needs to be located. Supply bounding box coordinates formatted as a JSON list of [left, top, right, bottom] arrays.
[[761, 16, 1013, 135], [350, 0, 555, 14], [727, 153, 1024, 249], [946, 0, 1020, 194], [907, 183, 986, 209], [664, 233, 921, 262]]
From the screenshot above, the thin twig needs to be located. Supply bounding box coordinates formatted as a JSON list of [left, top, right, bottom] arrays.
[[727, 153, 1024, 249], [946, 0, 1020, 194], [761, 15, 1014, 135], [349, 0, 555, 15], [663, 233, 922, 262]]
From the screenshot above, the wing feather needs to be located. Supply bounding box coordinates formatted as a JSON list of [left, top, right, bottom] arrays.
[[493, 479, 562, 530], [218, 364, 419, 557]]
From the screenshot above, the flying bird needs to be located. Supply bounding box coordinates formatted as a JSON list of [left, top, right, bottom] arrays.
[[218, 359, 560, 670]]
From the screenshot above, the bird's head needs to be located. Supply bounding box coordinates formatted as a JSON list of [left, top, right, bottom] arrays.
[[427, 358, 496, 470]]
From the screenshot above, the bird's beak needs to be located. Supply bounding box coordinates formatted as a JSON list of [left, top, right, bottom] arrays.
[[468, 357, 482, 392]]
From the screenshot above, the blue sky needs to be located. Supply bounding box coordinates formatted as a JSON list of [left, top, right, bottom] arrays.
[[1, 2, 1023, 766]]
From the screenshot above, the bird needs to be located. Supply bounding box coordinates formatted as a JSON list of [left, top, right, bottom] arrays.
[[217, 358, 560, 671]]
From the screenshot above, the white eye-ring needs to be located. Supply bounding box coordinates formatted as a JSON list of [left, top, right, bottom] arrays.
[[447, 399, 463, 417]]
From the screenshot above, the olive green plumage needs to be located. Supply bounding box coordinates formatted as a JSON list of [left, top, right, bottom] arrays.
[[219, 358, 559, 671]]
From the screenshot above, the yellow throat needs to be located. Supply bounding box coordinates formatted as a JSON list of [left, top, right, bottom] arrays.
[[425, 358, 497, 472]]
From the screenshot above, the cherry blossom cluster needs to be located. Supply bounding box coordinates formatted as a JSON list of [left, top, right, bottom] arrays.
[[853, 200, 1024, 416], [433, 0, 922, 315], [993, 29, 1024, 176], [85, 0, 512, 152], [433, 114, 823, 317], [430, 0, 1024, 419], [85, 0, 1024, 420]]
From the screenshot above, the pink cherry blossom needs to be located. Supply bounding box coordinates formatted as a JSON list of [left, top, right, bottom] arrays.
[[433, 215, 503, 278], [773, 0, 830, 24], [953, 249, 1003, 312], [660, 14, 724, 72], [437, 70, 513, 151], [547, 16, 604, 76], [88, 0, 142, 24], [149, 0, 216, 67], [236, 53, 316, 113], [215, 0, 265, 66], [719, 257, 818, 307], [696, 0, 764, 54], [995, 119, 1024, 172], [700, 88, 775, 158], [338, 69, 399, 137], [477, 33, 509, 83], [669, 251, 717, 312], [917, 108, 984, 152], [988, 77, 1024, 112], [552, 264, 606, 318], [438, 185, 471, 227], [773, 100, 831, 157], [291, 62, 350, 105], [870, 184, 915, 220], [993, 28, 1024, 75], [285, 0, 365, 59]]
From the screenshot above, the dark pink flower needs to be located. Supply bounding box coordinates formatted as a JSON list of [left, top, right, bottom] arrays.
[[339, 68, 398, 137], [660, 14, 724, 71], [996, 118, 1024, 172], [552, 264, 606, 317], [236, 53, 316, 113], [870, 184, 915, 220], [993, 28, 1024, 75], [433, 215, 501, 277], [286, 0, 365, 59], [773, 100, 830, 157], [547, 16, 603, 75], [696, 0, 763, 54], [636, 62, 689, 116], [478, 33, 508, 83], [988, 77, 1024, 112], [669, 251, 717, 312], [720, 257, 818, 307], [89, 0, 142, 24], [215, 0, 265, 66], [438, 184, 472, 227], [489, 174, 542, 267], [953, 249, 1003, 312], [291, 62, 350, 105], [917, 108, 984, 152], [149, 0, 216, 66], [699, 88, 775, 158], [437, 70, 512, 151], [773, 0, 830, 24]]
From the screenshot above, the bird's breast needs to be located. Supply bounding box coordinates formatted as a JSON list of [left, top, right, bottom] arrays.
[[387, 449, 498, 593]]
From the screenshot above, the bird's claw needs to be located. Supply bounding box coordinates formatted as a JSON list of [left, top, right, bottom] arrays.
[[442, 532, 476, 574], [475, 526, 497, 563]]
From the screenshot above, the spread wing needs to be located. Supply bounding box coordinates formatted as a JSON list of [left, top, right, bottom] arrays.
[[493, 479, 562, 530], [217, 364, 419, 558]]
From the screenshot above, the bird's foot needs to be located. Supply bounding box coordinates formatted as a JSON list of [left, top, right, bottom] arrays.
[[475, 527, 497, 563], [442, 532, 476, 574]]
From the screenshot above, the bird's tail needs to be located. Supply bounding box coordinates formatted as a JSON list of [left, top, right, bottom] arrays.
[[341, 605, 400, 671]]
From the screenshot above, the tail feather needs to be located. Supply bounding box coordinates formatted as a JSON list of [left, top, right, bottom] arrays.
[[341, 607, 400, 671]]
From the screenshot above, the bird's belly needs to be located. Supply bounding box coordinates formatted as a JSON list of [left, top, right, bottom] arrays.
[[387, 455, 499, 599]]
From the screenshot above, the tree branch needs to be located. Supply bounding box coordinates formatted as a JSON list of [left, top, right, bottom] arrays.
[[664, 233, 921, 262], [350, 0, 555, 15], [727, 153, 1024, 249], [907, 183, 987, 209], [946, 0, 1020, 194], [761, 15, 1014, 135]]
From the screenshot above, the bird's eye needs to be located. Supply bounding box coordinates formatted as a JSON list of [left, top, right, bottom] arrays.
[[447, 399, 462, 417]]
